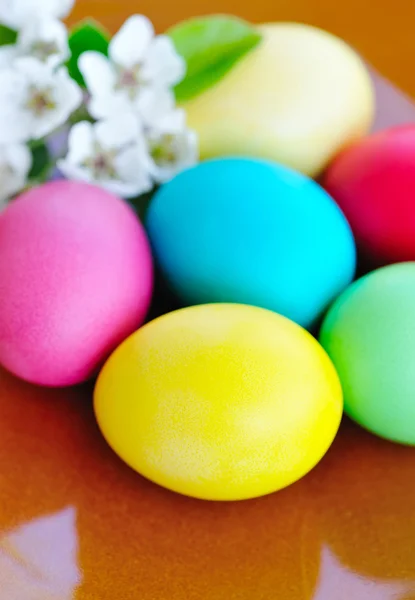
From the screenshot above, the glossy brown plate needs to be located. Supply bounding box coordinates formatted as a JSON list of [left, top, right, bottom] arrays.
[[1, 73, 415, 600]]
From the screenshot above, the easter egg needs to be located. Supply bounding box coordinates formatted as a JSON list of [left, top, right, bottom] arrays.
[[183, 22, 374, 177], [94, 304, 342, 500], [320, 262, 415, 445], [323, 125, 415, 268], [0, 181, 153, 387], [94, 303, 343, 500], [146, 158, 356, 329]]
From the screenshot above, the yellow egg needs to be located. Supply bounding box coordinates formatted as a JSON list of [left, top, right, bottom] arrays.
[[183, 23, 374, 177], [94, 304, 343, 501]]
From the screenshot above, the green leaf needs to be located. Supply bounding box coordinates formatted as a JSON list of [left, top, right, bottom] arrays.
[[67, 19, 110, 87], [167, 15, 262, 102], [69, 103, 94, 125], [0, 24, 17, 46], [29, 143, 53, 182]]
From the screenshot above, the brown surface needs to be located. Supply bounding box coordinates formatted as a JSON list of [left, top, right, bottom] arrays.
[[70, 0, 415, 98], [1, 347, 415, 599], [2, 3, 415, 598]]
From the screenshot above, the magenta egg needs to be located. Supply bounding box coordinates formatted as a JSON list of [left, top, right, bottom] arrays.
[[0, 181, 153, 387]]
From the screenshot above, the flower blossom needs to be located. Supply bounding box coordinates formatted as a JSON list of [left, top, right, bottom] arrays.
[[0, 0, 75, 30], [58, 113, 153, 198], [0, 58, 82, 144], [79, 15, 185, 119], [0, 143, 32, 206], [0, 16, 70, 69]]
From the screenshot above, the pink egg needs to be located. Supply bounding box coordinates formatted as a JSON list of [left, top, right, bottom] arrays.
[[0, 181, 153, 387]]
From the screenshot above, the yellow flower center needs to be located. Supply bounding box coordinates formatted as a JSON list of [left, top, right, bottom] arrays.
[[26, 86, 56, 116]]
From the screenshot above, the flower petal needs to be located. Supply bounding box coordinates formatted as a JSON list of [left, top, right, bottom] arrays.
[[0, 68, 32, 143], [0, 0, 74, 29], [59, 115, 153, 198], [88, 92, 131, 120], [15, 56, 53, 85], [109, 162, 153, 196], [30, 66, 82, 140], [147, 127, 198, 183], [5, 143, 32, 178], [0, 109, 32, 144], [0, 0, 28, 29], [0, 45, 18, 67], [31, 0, 75, 20], [109, 15, 154, 68], [78, 52, 116, 97], [116, 144, 153, 185], [66, 122, 94, 164], [0, 66, 27, 102], [135, 87, 176, 127], [99, 178, 150, 198], [0, 61, 31, 145], [59, 153, 152, 198], [154, 108, 187, 133], [57, 160, 94, 184], [19, 16, 70, 68], [0, 116, 32, 144], [51, 0, 75, 20], [143, 35, 186, 87], [95, 113, 142, 150], [54, 66, 83, 111], [0, 143, 32, 205]]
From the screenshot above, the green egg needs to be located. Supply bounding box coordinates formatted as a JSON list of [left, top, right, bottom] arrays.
[[320, 262, 415, 445]]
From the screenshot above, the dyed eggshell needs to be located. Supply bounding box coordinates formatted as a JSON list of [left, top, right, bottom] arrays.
[[183, 22, 374, 178], [94, 303, 343, 501], [146, 158, 356, 329], [323, 125, 415, 268], [320, 262, 415, 445], [0, 181, 153, 387]]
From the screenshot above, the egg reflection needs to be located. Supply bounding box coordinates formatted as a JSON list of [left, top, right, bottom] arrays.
[[308, 419, 415, 586], [312, 546, 410, 600], [0, 507, 81, 599]]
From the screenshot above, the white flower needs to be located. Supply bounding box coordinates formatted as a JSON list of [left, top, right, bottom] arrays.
[[0, 0, 74, 30], [136, 88, 177, 128], [58, 114, 153, 198], [0, 16, 70, 68], [145, 109, 198, 183], [89, 86, 176, 129], [0, 58, 82, 144], [0, 143, 32, 207], [79, 15, 185, 117], [0, 44, 16, 67]]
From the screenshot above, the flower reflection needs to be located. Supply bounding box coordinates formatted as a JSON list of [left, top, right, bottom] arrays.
[[0, 506, 81, 599], [313, 546, 412, 600]]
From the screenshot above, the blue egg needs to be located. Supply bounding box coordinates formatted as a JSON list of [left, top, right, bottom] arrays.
[[146, 158, 356, 328]]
